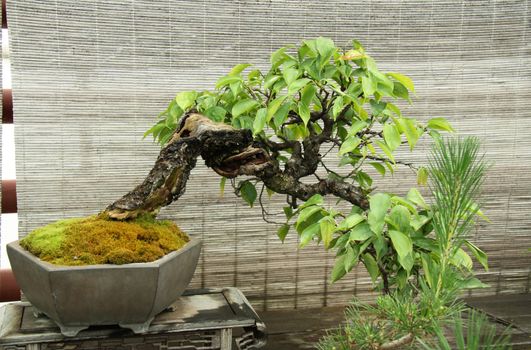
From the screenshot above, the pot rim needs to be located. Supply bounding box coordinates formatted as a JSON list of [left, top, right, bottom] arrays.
[[7, 238, 202, 272]]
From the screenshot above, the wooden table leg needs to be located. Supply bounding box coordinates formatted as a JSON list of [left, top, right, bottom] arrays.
[[220, 328, 233, 350]]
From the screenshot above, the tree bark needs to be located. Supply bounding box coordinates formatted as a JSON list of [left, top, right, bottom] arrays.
[[102, 113, 368, 220], [102, 113, 268, 220]]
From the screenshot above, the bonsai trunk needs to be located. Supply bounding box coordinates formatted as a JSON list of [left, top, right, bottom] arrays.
[[102, 113, 269, 220], [102, 113, 368, 221]]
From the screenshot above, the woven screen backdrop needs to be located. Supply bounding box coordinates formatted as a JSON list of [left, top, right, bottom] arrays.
[[6, 0, 531, 310]]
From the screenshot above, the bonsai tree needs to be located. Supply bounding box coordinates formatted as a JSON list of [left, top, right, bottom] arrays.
[[102, 37, 485, 293], [16, 37, 494, 342]]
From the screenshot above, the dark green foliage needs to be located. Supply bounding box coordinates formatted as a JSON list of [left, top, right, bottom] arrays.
[[316, 138, 501, 349], [317, 280, 463, 350], [419, 310, 512, 350]]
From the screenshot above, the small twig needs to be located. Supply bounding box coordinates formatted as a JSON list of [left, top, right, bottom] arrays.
[[364, 155, 418, 171], [377, 261, 391, 295], [258, 184, 285, 225], [320, 160, 346, 180]]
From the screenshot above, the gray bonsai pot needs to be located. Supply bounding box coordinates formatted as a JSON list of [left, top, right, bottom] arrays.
[[7, 239, 202, 337]]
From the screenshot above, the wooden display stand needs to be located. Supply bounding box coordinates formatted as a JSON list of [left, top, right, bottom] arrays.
[[0, 288, 266, 350]]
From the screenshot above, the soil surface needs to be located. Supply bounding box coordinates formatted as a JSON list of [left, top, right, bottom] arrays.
[[20, 215, 189, 266]]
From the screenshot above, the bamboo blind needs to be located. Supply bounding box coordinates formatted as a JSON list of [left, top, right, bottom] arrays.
[[6, 0, 531, 310]]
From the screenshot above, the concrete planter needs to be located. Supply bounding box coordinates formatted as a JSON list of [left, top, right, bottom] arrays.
[[7, 239, 202, 337]]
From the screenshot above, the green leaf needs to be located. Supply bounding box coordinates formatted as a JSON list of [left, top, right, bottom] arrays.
[[175, 91, 198, 111], [300, 84, 317, 107], [451, 248, 473, 270], [248, 69, 262, 81], [273, 102, 292, 128], [337, 213, 364, 231], [264, 75, 281, 89], [369, 100, 386, 116], [349, 223, 373, 241], [459, 277, 489, 289], [277, 224, 290, 242], [271, 47, 289, 68], [398, 253, 414, 273], [230, 81, 243, 96], [320, 216, 336, 248], [348, 121, 367, 136], [204, 106, 227, 122], [392, 82, 409, 100], [233, 115, 253, 130], [356, 170, 373, 189], [229, 63, 252, 76], [387, 205, 411, 232], [298, 104, 311, 126], [410, 215, 431, 232], [400, 118, 420, 150], [216, 75, 242, 89], [421, 254, 434, 288], [383, 123, 401, 151], [232, 99, 259, 118], [267, 95, 287, 120], [300, 222, 320, 248], [283, 206, 294, 219], [413, 237, 437, 251], [388, 230, 413, 258], [144, 121, 165, 140], [406, 188, 427, 209], [283, 67, 299, 86], [368, 193, 391, 235], [417, 166, 429, 186], [339, 136, 361, 155], [296, 206, 323, 229], [465, 240, 489, 271], [344, 246, 359, 272], [375, 141, 395, 163], [386, 103, 402, 117], [373, 235, 387, 260], [391, 196, 418, 215], [362, 253, 379, 283], [428, 117, 454, 132], [301, 194, 324, 208], [387, 72, 415, 92], [369, 162, 386, 176], [288, 78, 310, 95], [396, 269, 408, 289], [240, 181, 257, 207], [331, 254, 347, 282], [361, 75, 376, 96], [332, 96, 346, 120], [253, 108, 268, 135], [340, 49, 366, 60], [315, 37, 336, 64]]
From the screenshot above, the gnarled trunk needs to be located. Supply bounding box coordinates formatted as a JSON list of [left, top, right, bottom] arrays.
[[102, 113, 269, 220], [102, 113, 368, 221]]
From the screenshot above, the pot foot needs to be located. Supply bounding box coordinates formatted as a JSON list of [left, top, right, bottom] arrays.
[[32, 306, 46, 318], [58, 324, 88, 337], [120, 318, 154, 334]]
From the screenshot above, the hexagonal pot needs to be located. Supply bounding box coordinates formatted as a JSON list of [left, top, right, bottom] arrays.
[[7, 239, 202, 336]]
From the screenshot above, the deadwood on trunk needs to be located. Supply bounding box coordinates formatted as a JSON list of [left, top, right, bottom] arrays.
[[102, 113, 368, 220]]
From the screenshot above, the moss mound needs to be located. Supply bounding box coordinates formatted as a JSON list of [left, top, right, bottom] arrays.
[[20, 215, 190, 266]]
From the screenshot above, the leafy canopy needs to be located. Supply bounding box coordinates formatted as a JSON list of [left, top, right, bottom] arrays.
[[145, 38, 487, 292]]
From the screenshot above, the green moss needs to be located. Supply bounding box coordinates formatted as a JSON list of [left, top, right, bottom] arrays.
[[20, 216, 190, 266]]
